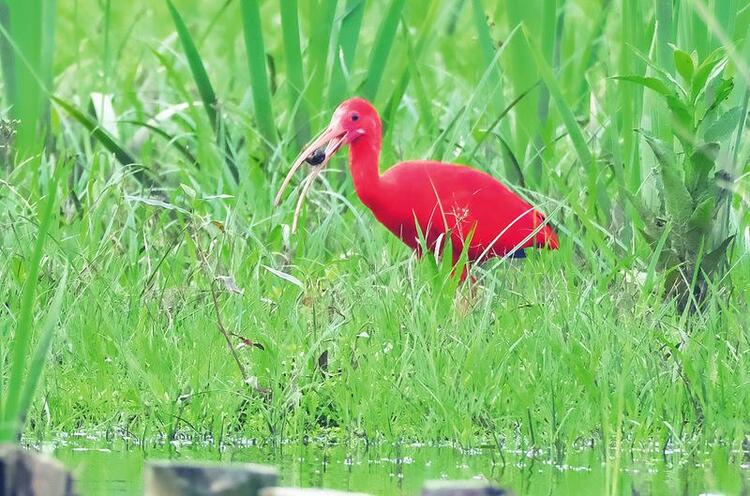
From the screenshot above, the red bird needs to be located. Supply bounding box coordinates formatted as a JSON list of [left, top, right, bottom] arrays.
[[274, 98, 558, 278]]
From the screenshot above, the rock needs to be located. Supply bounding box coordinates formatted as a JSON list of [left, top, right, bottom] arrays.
[[422, 480, 511, 496], [0, 444, 77, 496], [145, 460, 278, 496], [260, 488, 372, 496]]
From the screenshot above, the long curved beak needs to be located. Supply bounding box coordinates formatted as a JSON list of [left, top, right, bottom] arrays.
[[274, 123, 347, 233]]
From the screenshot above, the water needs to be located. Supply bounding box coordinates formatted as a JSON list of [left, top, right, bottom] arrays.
[[47, 437, 750, 495]]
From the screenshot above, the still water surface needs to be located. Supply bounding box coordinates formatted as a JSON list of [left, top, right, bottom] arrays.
[[49, 438, 750, 495]]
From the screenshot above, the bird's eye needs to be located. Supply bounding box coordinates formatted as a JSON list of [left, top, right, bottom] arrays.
[[351, 113, 359, 121]]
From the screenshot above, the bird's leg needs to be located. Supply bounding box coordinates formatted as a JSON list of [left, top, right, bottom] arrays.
[[455, 279, 477, 316], [453, 262, 479, 315]]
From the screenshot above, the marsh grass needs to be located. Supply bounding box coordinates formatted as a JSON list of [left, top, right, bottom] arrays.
[[0, 159, 65, 442], [0, 1, 749, 484]]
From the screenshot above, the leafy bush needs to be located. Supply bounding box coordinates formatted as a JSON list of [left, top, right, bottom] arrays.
[[617, 47, 741, 311]]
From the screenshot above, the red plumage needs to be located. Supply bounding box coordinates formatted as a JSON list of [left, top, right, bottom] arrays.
[[366, 160, 557, 260], [276, 98, 558, 274]]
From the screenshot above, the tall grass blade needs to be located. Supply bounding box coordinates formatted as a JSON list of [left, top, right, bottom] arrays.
[[328, 0, 365, 106], [523, 26, 593, 167], [467, 82, 540, 162], [122, 120, 198, 166], [40, 0, 55, 96], [16, 267, 68, 435], [732, 22, 750, 169], [166, 0, 240, 182], [307, 0, 338, 120], [382, 3, 442, 132], [505, 3, 541, 160], [1, 0, 45, 161], [573, 1, 611, 114], [435, 25, 521, 161], [655, 0, 676, 74], [0, 160, 60, 441], [538, 0, 557, 116], [620, 0, 646, 191], [0, 1, 17, 119], [166, 0, 219, 131], [531, 0, 557, 186], [360, 0, 405, 102], [280, 0, 310, 145], [470, 0, 501, 81], [240, 0, 278, 150], [713, 0, 736, 47], [102, 0, 111, 81], [51, 96, 146, 184], [689, 1, 709, 57]]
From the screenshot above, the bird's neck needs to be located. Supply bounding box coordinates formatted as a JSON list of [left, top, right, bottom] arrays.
[[348, 133, 381, 207]]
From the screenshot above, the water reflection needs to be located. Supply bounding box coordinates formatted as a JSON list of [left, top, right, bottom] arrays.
[[49, 437, 750, 495]]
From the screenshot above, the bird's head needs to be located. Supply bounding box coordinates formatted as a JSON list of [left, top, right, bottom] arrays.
[[328, 97, 381, 146], [273, 98, 380, 230]]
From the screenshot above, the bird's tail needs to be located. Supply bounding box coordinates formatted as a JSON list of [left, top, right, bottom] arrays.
[[532, 211, 559, 250], [536, 225, 559, 249]]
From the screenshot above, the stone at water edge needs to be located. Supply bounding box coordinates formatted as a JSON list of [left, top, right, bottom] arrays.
[[421, 480, 512, 496], [145, 460, 278, 496], [260, 488, 372, 496], [0, 444, 77, 496]]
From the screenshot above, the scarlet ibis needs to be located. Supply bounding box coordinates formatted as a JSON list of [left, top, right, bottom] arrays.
[[274, 98, 558, 278]]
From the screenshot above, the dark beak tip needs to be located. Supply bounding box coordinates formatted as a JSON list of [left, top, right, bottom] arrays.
[[305, 148, 326, 166]]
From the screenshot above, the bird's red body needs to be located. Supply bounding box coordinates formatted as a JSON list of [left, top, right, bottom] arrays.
[[277, 98, 558, 274]]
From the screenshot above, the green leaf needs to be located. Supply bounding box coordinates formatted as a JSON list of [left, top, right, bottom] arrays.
[[700, 235, 734, 276], [622, 188, 655, 224], [666, 94, 694, 138], [687, 142, 719, 194], [612, 75, 674, 97], [628, 45, 687, 97], [706, 78, 734, 115], [638, 130, 693, 224], [691, 51, 726, 102], [263, 265, 304, 289], [687, 197, 714, 235], [643, 222, 673, 293], [180, 183, 197, 199], [704, 106, 742, 142], [674, 49, 694, 84], [637, 129, 676, 168]]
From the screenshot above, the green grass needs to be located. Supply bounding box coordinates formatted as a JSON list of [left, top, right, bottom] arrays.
[[0, 0, 749, 478], [0, 158, 65, 441], [0, 0, 46, 159]]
